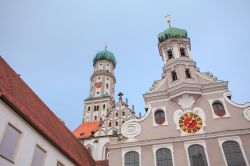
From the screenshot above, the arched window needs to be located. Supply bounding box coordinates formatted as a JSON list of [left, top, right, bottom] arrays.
[[87, 106, 90, 112], [154, 110, 165, 125], [212, 101, 226, 116], [167, 50, 173, 59], [106, 83, 109, 89], [94, 106, 97, 111], [171, 70, 178, 81], [94, 116, 97, 121], [103, 104, 106, 109], [125, 151, 139, 166], [156, 148, 173, 166], [116, 112, 118, 117], [116, 121, 118, 126], [188, 144, 208, 166], [222, 141, 246, 166], [109, 122, 112, 127], [122, 111, 125, 116]]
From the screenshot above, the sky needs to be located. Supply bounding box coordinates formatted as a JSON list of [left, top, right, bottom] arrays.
[[0, 0, 250, 130]]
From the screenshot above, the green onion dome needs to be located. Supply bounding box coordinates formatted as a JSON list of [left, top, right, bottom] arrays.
[[158, 27, 188, 43], [93, 49, 117, 67]]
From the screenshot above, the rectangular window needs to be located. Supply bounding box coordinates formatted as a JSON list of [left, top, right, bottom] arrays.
[[171, 70, 178, 81], [185, 69, 192, 78], [0, 124, 21, 162], [31, 145, 46, 166], [180, 48, 186, 56], [167, 50, 173, 59]]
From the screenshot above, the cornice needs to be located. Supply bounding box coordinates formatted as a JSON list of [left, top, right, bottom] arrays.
[[144, 81, 228, 103], [108, 128, 250, 149], [164, 59, 196, 70], [84, 96, 114, 104], [90, 70, 116, 83]]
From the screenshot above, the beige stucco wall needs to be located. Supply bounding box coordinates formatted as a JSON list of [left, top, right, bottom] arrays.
[[108, 90, 250, 166], [109, 134, 250, 166], [241, 134, 250, 164], [173, 142, 188, 166], [109, 148, 121, 166], [135, 91, 249, 141], [206, 138, 225, 166], [0, 100, 75, 166]]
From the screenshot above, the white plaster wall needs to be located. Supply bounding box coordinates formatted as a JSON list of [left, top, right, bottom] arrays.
[[0, 100, 76, 166], [84, 137, 110, 160]]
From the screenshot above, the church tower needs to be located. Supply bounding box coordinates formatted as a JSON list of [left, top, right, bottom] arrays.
[[157, 18, 197, 86], [83, 47, 116, 123]]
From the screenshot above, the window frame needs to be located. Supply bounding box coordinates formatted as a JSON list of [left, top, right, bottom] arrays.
[[208, 98, 230, 119], [30, 145, 47, 166], [218, 136, 249, 166], [154, 110, 165, 125], [184, 140, 210, 166], [0, 123, 22, 163], [122, 147, 141, 166], [152, 144, 175, 166], [57, 161, 65, 166], [152, 107, 168, 127]]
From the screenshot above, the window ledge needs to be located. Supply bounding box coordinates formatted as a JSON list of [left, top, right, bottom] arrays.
[[0, 154, 14, 164]]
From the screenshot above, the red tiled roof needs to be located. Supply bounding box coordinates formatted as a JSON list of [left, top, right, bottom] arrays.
[[0, 57, 96, 166], [95, 160, 109, 166], [73, 122, 100, 139]]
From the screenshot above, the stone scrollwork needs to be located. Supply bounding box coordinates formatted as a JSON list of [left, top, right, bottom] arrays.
[[243, 108, 250, 121], [178, 94, 195, 111], [121, 120, 141, 142]]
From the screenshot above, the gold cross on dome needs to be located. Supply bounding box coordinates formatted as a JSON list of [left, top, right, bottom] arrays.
[[165, 15, 171, 27]]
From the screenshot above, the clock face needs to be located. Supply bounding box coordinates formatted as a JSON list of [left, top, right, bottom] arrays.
[[95, 82, 102, 88], [179, 112, 202, 134]]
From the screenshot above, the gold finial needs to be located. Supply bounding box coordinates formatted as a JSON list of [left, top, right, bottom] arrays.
[[165, 15, 171, 28]]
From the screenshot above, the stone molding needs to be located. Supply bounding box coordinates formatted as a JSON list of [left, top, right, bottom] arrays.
[[184, 140, 211, 166], [152, 143, 175, 166], [108, 128, 250, 149], [218, 136, 250, 166], [122, 146, 141, 166]]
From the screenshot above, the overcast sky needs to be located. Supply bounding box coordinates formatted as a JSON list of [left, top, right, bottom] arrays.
[[1, 0, 250, 130]]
